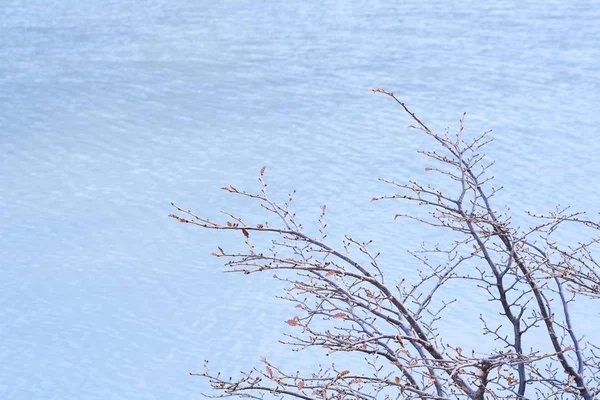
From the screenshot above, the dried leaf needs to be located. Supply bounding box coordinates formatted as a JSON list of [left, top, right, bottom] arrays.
[[260, 166, 266, 175], [325, 270, 337, 276], [298, 380, 304, 390], [333, 312, 347, 319], [218, 246, 225, 255], [425, 167, 433, 171], [266, 366, 273, 379], [457, 347, 462, 355], [320, 204, 327, 213], [339, 370, 350, 377], [226, 221, 232, 227], [286, 319, 298, 326], [221, 187, 230, 192], [395, 335, 404, 347], [242, 228, 249, 238], [395, 376, 400, 384]]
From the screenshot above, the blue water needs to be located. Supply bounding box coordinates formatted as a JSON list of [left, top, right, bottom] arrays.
[[2, 1, 599, 399]]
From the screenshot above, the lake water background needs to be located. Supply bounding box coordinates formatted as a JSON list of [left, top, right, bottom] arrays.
[[2, 1, 600, 399]]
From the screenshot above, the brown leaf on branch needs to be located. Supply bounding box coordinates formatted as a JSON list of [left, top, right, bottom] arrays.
[[286, 318, 298, 326], [265, 366, 273, 379], [395, 335, 404, 347], [298, 380, 304, 390], [333, 312, 347, 319], [217, 246, 225, 255], [226, 221, 232, 227], [260, 166, 266, 175], [242, 228, 249, 238], [395, 376, 401, 384], [339, 370, 350, 377]]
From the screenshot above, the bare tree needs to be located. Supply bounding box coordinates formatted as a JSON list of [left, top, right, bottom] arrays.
[[170, 89, 600, 399]]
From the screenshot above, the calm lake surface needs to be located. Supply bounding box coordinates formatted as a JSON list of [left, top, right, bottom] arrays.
[[2, 1, 599, 399]]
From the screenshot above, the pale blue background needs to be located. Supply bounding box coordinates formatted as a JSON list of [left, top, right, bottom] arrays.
[[1, 1, 599, 399]]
